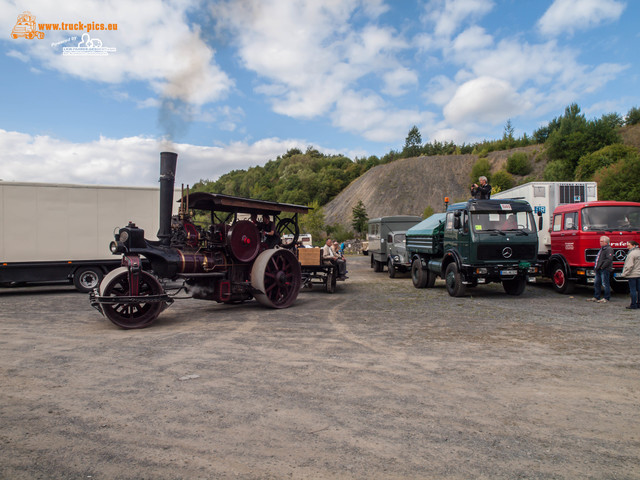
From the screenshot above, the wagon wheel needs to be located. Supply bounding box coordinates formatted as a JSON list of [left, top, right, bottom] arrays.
[[251, 249, 302, 308], [98, 267, 164, 329], [276, 218, 299, 247]]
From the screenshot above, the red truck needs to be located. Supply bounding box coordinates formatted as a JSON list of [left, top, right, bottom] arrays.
[[494, 182, 640, 293]]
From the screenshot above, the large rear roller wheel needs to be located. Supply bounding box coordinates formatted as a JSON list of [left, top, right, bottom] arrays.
[[251, 249, 302, 308], [98, 267, 164, 329]]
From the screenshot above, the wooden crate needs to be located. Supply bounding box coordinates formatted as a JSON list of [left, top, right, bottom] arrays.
[[298, 247, 322, 266]]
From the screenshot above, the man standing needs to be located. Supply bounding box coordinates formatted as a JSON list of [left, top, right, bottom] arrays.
[[471, 176, 492, 199], [621, 240, 640, 310], [588, 236, 614, 303]]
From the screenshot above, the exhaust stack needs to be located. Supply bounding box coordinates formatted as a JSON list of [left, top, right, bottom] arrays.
[[158, 151, 178, 246]]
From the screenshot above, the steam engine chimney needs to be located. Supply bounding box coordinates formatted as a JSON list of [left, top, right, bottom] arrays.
[[158, 151, 178, 246]]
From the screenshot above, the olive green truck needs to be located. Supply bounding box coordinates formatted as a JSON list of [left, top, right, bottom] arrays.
[[406, 199, 540, 296]]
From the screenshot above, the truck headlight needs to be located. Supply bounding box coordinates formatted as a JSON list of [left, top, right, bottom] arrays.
[[475, 267, 488, 274]]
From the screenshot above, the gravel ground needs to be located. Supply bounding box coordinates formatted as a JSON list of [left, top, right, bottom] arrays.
[[1, 255, 639, 479]]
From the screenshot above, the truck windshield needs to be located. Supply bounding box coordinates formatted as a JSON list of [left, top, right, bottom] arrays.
[[470, 211, 536, 234], [393, 233, 406, 244], [581, 205, 640, 231]]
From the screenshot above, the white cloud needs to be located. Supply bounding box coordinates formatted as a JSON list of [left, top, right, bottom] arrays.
[[443, 76, 526, 126], [0, 129, 316, 186], [421, 0, 494, 40], [382, 67, 419, 96], [1, 0, 233, 106], [212, 0, 412, 125], [332, 91, 435, 142], [538, 0, 626, 36]]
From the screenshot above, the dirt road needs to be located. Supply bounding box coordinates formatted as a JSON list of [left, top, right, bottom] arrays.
[[1, 255, 639, 479]]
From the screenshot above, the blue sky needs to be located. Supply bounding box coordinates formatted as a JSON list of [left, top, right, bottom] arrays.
[[1, 0, 638, 187]]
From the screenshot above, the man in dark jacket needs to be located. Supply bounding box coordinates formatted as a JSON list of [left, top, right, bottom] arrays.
[[588, 235, 614, 303], [471, 176, 492, 199]]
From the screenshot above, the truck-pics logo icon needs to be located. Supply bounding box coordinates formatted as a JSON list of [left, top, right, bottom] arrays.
[[11, 11, 44, 39]]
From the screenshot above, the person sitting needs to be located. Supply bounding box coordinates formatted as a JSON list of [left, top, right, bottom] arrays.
[[322, 238, 347, 278], [261, 215, 279, 248]]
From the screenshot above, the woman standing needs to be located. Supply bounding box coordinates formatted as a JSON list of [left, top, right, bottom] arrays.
[[621, 240, 640, 310]]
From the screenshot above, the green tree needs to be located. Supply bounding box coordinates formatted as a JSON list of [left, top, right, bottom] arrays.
[[625, 106, 640, 126], [422, 205, 434, 219], [403, 126, 422, 158], [299, 201, 325, 244], [351, 200, 369, 236], [595, 154, 640, 202], [574, 144, 639, 180]]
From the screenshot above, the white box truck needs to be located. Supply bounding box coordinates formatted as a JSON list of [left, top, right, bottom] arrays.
[[492, 182, 598, 255], [0, 181, 179, 292]]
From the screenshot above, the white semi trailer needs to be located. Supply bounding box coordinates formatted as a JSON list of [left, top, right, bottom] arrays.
[[0, 181, 179, 292]]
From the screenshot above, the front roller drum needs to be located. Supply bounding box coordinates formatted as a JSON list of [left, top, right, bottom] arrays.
[[251, 249, 302, 308], [96, 267, 167, 329]]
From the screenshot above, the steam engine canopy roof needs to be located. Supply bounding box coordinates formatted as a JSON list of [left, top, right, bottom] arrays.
[[181, 192, 310, 215]]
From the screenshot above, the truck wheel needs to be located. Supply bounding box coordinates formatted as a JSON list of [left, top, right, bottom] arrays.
[[411, 258, 434, 288], [503, 276, 526, 296], [445, 263, 466, 297], [373, 257, 383, 272], [388, 260, 396, 278], [73, 267, 103, 293], [551, 263, 575, 294]]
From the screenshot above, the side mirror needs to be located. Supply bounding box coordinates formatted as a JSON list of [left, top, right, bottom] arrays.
[[537, 211, 543, 231]]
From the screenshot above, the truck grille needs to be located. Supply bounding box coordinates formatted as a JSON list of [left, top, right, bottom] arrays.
[[585, 248, 628, 263], [406, 235, 439, 252], [476, 244, 536, 261]]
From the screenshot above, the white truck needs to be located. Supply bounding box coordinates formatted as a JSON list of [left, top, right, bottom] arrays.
[[0, 181, 179, 292]]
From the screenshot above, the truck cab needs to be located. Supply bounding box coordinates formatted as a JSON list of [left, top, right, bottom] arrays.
[[368, 215, 422, 272], [386, 230, 410, 278], [548, 201, 640, 293]]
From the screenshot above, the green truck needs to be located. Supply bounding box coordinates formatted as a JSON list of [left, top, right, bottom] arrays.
[[406, 199, 540, 296]]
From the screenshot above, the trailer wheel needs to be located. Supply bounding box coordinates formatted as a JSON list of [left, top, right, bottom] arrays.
[[551, 263, 575, 294], [388, 259, 396, 278], [445, 263, 466, 297], [98, 267, 164, 329], [503, 276, 526, 296], [251, 249, 302, 308], [73, 267, 103, 293]]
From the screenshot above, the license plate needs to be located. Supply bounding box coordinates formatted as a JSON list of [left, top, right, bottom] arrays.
[[500, 269, 517, 276]]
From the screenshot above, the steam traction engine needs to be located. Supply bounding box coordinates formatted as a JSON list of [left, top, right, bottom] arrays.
[[91, 152, 309, 329]]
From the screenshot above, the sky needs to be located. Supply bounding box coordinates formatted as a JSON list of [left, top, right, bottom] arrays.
[[1, 0, 638, 187]]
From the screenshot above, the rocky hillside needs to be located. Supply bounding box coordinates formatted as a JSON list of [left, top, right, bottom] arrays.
[[323, 145, 543, 227]]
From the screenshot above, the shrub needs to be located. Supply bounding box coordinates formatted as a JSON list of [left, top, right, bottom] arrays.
[[595, 154, 640, 202], [506, 152, 532, 175], [574, 144, 638, 180], [470, 157, 491, 184], [543, 160, 574, 181], [491, 170, 515, 191], [422, 206, 434, 219]]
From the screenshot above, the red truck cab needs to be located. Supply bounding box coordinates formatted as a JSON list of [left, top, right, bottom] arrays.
[[548, 201, 640, 293]]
